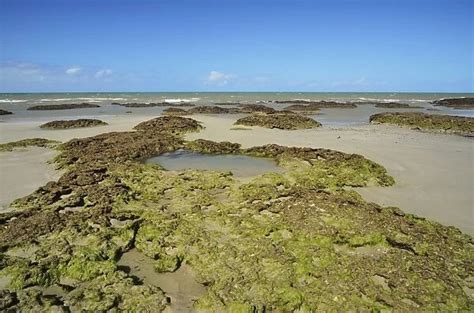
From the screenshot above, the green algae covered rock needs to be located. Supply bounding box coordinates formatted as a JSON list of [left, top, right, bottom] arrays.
[[235, 112, 321, 130], [133, 115, 203, 134], [186, 139, 241, 154], [0, 120, 472, 312], [0, 138, 60, 152], [40, 119, 108, 129], [370, 112, 474, 136]]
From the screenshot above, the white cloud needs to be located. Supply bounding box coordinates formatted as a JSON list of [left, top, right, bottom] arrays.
[[206, 70, 234, 85], [95, 69, 113, 78], [65, 67, 82, 75]]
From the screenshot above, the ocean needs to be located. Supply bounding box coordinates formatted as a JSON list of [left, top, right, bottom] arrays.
[[0, 92, 472, 125]]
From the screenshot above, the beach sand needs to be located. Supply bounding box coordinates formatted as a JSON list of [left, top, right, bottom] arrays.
[[0, 113, 472, 234]]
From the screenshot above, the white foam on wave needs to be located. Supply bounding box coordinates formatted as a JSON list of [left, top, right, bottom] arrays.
[[0, 99, 27, 103], [39, 97, 127, 102], [164, 98, 200, 103], [357, 97, 429, 103]]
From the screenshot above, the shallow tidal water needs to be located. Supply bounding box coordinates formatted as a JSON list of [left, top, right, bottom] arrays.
[[146, 149, 283, 178]]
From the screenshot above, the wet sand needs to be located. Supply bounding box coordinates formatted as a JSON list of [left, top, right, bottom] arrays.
[[0, 113, 472, 234], [0, 147, 61, 210], [117, 249, 206, 313]]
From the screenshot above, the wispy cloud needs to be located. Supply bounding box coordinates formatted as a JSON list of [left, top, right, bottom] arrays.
[[65, 67, 82, 75], [95, 69, 113, 78], [206, 70, 234, 86]]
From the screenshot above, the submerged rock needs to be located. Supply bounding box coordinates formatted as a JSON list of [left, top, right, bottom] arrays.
[[370, 112, 474, 136], [39, 119, 108, 129], [0, 109, 12, 115], [234, 112, 322, 130], [27, 103, 100, 110], [432, 97, 474, 109]]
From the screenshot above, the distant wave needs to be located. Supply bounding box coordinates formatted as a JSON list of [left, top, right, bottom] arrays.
[[0, 99, 27, 103], [39, 97, 127, 102], [164, 98, 200, 103], [357, 97, 430, 103]]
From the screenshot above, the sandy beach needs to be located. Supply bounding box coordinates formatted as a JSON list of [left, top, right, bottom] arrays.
[[1, 112, 472, 234]]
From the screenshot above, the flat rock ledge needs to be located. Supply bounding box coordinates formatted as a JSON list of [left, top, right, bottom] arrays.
[[235, 112, 322, 130], [370, 112, 474, 136], [0, 109, 13, 115], [40, 119, 108, 129], [27, 103, 100, 110], [431, 97, 474, 109]]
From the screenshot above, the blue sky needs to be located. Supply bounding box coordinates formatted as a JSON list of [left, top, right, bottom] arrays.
[[0, 0, 472, 92]]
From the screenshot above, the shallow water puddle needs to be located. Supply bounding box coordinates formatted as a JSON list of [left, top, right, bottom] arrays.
[[146, 149, 283, 178], [118, 249, 206, 313]]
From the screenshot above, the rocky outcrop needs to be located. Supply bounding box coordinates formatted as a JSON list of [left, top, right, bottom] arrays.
[[374, 102, 422, 109], [278, 100, 357, 108], [133, 116, 203, 134], [0, 138, 60, 152], [370, 112, 474, 136], [186, 139, 241, 154], [0, 109, 12, 115], [432, 97, 474, 109], [162, 107, 189, 116], [238, 104, 276, 114], [40, 119, 108, 129], [234, 112, 321, 130], [187, 106, 240, 114], [27, 103, 100, 110]]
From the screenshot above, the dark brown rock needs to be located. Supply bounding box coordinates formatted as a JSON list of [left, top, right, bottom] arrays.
[[234, 112, 321, 130], [27, 103, 100, 110], [432, 97, 474, 109], [40, 119, 108, 129], [0, 109, 13, 115]]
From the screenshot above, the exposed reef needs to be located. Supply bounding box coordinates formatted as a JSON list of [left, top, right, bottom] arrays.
[[40, 119, 108, 129], [238, 104, 276, 114], [111, 102, 195, 107], [0, 138, 60, 152], [162, 107, 189, 116], [370, 112, 474, 136], [0, 115, 472, 311], [187, 106, 240, 114], [235, 112, 322, 130], [277, 100, 357, 108], [27, 103, 100, 110], [0, 109, 13, 115], [373, 102, 422, 109], [432, 97, 474, 109]]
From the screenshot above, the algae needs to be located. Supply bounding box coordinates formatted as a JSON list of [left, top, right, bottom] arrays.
[[0, 117, 472, 311], [0, 138, 60, 152]]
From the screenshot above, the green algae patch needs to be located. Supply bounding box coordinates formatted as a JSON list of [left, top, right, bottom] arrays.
[[0, 138, 60, 152], [370, 112, 474, 136], [234, 112, 321, 130], [0, 121, 472, 311], [40, 119, 108, 129]]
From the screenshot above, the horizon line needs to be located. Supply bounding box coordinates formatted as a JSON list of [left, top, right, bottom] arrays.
[[1, 90, 473, 94]]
